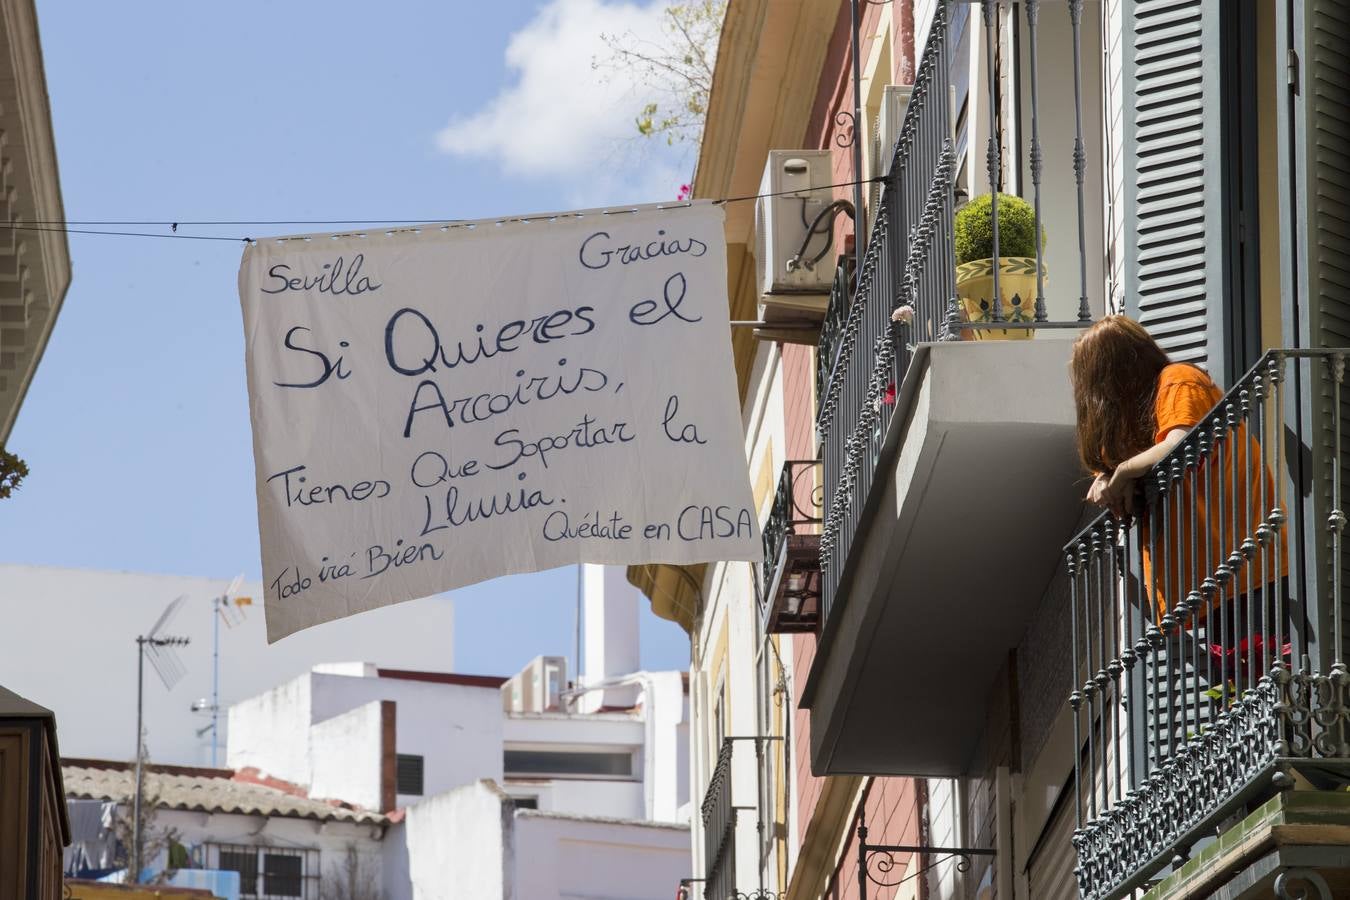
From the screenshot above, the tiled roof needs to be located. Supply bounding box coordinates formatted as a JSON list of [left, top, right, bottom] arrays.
[[62, 763, 386, 826]]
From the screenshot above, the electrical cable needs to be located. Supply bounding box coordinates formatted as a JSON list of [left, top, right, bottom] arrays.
[[0, 176, 885, 244]]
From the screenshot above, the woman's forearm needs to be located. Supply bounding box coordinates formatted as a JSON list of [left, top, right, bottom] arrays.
[[1116, 428, 1188, 479]]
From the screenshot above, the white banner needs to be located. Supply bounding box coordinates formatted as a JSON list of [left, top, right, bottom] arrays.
[[239, 202, 760, 641]]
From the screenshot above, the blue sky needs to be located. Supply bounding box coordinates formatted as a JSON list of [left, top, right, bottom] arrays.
[[2, 0, 698, 676]]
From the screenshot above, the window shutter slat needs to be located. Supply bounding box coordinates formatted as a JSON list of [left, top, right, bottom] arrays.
[[1122, 0, 1225, 371]]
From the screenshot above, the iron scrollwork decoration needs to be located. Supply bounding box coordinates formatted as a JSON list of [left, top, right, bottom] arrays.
[[864, 848, 979, 887], [1275, 868, 1333, 900], [729, 892, 788, 900], [833, 110, 858, 149], [856, 814, 995, 900]]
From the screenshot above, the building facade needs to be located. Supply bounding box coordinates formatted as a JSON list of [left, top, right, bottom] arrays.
[[636, 1, 1350, 898], [0, 0, 70, 446], [63, 563, 693, 898]]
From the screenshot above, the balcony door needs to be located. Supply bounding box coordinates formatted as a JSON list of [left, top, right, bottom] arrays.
[[1218, 0, 1263, 383], [1277, 0, 1350, 668]]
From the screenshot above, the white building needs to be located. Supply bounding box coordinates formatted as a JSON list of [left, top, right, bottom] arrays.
[[63, 759, 387, 899], [65, 563, 693, 898], [226, 565, 688, 825], [0, 564, 455, 766], [398, 779, 688, 900]]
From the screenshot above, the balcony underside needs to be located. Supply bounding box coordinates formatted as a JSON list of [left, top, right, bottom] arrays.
[[1141, 786, 1350, 900], [802, 339, 1085, 776]]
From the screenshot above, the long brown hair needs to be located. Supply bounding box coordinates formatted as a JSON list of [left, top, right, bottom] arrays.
[[1070, 315, 1171, 473]]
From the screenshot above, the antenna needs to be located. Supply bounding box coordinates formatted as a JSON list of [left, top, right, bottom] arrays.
[[144, 594, 189, 691], [204, 574, 252, 769], [147, 593, 184, 641], [131, 596, 192, 884], [216, 574, 250, 628]]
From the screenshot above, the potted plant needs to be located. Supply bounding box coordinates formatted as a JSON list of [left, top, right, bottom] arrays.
[[953, 193, 1046, 340]]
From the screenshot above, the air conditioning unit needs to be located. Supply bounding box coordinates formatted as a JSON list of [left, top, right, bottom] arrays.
[[875, 84, 915, 180], [502, 655, 568, 714], [754, 150, 836, 298], [870, 85, 958, 213]]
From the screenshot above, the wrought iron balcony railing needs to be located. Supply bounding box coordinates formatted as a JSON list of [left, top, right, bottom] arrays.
[[761, 459, 823, 633], [1065, 349, 1350, 900], [815, 0, 1094, 625], [700, 737, 783, 900], [702, 738, 737, 900], [815, 259, 852, 414]]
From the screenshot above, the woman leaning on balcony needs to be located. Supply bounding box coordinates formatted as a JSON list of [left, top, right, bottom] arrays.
[[1069, 316, 1289, 649]]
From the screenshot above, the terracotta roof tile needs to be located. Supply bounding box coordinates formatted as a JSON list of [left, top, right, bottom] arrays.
[[62, 764, 386, 826]]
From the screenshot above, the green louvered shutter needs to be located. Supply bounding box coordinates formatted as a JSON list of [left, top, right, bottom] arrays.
[[1299, 0, 1350, 351], [1121, 0, 1225, 374], [1287, 0, 1350, 667]]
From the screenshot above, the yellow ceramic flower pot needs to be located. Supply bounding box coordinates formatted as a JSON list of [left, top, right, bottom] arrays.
[[954, 257, 1046, 341]]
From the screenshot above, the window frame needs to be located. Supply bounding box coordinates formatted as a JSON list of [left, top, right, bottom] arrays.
[[396, 752, 425, 796], [502, 747, 637, 780], [204, 843, 319, 900]]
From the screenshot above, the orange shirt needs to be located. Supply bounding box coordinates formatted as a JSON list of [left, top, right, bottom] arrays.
[[1140, 364, 1288, 621]]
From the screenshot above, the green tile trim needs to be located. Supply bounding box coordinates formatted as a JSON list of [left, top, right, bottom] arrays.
[[1143, 790, 1350, 899]]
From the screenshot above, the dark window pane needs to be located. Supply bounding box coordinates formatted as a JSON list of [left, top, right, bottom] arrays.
[[396, 753, 424, 795], [511, 796, 539, 810], [263, 853, 303, 898], [503, 750, 633, 777], [218, 848, 258, 895]]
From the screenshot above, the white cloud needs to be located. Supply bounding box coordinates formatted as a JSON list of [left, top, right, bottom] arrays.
[[437, 0, 680, 187]]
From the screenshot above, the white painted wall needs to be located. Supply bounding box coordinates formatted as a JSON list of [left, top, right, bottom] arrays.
[[405, 780, 508, 900], [225, 671, 312, 785], [404, 777, 689, 900], [149, 808, 384, 892], [504, 777, 645, 820], [505, 675, 689, 823], [503, 709, 644, 747], [0, 564, 453, 766], [228, 668, 503, 802], [578, 564, 640, 711], [512, 810, 689, 900], [311, 700, 386, 811], [312, 672, 504, 804]]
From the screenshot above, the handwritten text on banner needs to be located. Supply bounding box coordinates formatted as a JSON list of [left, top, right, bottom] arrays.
[[239, 202, 760, 642]]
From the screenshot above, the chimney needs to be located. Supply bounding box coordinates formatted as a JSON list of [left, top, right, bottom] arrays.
[[578, 565, 640, 712]]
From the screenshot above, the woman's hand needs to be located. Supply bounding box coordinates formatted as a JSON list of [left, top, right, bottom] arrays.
[[1087, 473, 1110, 506], [1101, 468, 1137, 516], [1088, 428, 1188, 517], [1087, 469, 1137, 517]]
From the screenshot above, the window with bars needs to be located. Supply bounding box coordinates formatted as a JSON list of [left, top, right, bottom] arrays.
[[205, 844, 318, 900], [396, 753, 424, 795]]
